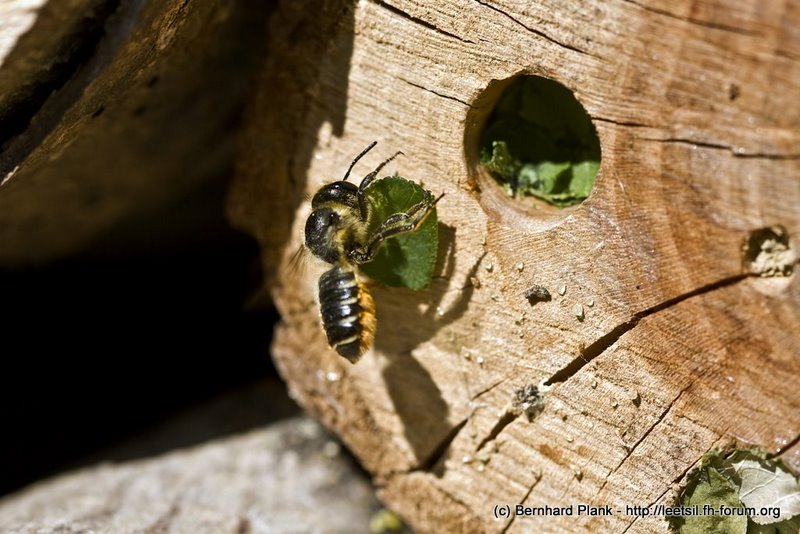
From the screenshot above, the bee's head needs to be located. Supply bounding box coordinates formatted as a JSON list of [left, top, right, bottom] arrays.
[[305, 207, 342, 264]]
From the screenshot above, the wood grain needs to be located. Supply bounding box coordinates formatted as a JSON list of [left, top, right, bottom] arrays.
[[229, 0, 800, 531], [0, 0, 269, 266]]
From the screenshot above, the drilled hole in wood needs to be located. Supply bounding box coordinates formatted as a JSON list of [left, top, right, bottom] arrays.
[[465, 74, 601, 229]]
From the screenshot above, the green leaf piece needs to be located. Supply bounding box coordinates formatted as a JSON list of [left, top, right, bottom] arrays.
[[480, 139, 520, 183], [676, 466, 748, 534], [722, 450, 800, 526], [672, 449, 800, 534], [479, 76, 600, 207], [359, 175, 438, 290], [748, 514, 800, 534]]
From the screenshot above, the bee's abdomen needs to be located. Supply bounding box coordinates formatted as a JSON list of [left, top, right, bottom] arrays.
[[318, 266, 376, 363]]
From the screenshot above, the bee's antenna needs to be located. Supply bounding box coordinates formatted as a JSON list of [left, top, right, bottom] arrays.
[[342, 141, 378, 182]]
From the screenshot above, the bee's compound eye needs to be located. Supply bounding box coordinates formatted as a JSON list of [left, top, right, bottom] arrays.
[[305, 208, 341, 264], [306, 208, 338, 233]]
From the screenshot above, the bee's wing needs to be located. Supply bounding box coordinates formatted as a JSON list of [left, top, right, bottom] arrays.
[[283, 243, 310, 286]]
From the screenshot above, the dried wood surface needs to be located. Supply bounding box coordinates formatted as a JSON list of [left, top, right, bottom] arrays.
[[0, 0, 267, 266], [230, 0, 800, 532]]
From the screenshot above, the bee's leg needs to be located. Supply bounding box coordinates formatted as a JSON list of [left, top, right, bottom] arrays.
[[350, 194, 442, 263], [357, 151, 404, 220], [350, 218, 421, 263]]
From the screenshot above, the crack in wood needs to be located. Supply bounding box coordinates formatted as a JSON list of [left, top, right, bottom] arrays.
[[623, 385, 690, 459], [475, 410, 516, 452], [399, 77, 474, 108], [591, 385, 691, 504], [545, 273, 749, 387], [471, 0, 598, 58], [469, 376, 509, 401], [500, 472, 541, 534], [668, 447, 707, 487], [621, 442, 716, 533], [651, 137, 731, 151], [465, 263, 796, 472], [592, 116, 652, 128], [410, 417, 469, 473], [435, 483, 480, 523], [722, 151, 800, 161], [775, 432, 800, 458], [597, 125, 800, 160], [370, 0, 475, 44], [620, 0, 759, 36], [646, 137, 800, 160]]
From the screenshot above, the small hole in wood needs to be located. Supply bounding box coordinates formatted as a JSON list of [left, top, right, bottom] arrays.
[[465, 74, 601, 229], [742, 226, 796, 296], [743, 226, 795, 277], [512, 383, 545, 421]]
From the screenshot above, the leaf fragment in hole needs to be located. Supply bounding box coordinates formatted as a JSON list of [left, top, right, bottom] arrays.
[[481, 141, 596, 206], [359, 175, 438, 290], [479, 76, 600, 207]]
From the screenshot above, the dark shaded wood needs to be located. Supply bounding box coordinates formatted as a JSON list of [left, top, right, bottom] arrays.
[[0, 0, 271, 266]]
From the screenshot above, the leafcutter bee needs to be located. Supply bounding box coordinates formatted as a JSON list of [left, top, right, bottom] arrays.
[[304, 142, 440, 362]]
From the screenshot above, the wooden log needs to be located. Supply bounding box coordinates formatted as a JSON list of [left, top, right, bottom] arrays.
[[230, 0, 800, 532], [0, 0, 269, 266]]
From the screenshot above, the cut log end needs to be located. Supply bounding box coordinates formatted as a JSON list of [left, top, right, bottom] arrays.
[[227, 0, 800, 531]]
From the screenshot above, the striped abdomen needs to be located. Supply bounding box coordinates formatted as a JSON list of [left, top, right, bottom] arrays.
[[318, 266, 376, 363]]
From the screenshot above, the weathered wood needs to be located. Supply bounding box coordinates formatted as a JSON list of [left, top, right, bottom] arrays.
[[0, 0, 269, 266], [230, 0, 800, 531]]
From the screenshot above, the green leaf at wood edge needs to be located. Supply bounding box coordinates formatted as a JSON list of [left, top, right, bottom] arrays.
[[359, 175, 438, 290], [674, 465, 748, 534], [720, 450, 800, 526], [747, 515, 800, 534], [671, 449, 800, 533]]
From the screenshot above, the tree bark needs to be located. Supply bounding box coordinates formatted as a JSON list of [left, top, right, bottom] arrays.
[[230, 0, 800, 532]]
